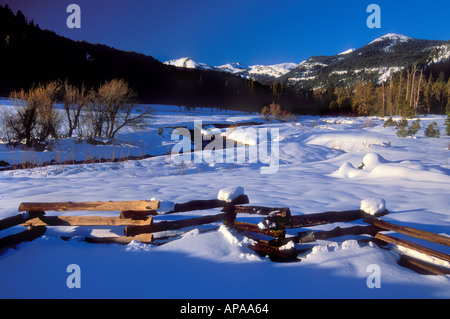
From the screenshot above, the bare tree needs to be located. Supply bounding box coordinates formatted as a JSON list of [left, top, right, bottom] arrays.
[[85, 79, 150, 138], [1, 82, 62, 147], [1, 89, 37, 147], [34, 81, 62, 142], [62, 81, 86, 137]]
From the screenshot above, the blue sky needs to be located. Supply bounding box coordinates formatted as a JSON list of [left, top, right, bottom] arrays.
[[2, 0, 449, 66]]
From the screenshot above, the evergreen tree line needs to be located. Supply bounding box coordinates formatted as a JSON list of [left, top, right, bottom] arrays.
[[312, 67, 450, 117]]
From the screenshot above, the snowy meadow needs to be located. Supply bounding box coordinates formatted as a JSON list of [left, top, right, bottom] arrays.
[[0, 101, 449, 299]]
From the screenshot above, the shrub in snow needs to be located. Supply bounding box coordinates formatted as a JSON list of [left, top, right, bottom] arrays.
[[217, 186, 245, 202], [261, 103, 293, 122], [383, 117, 397, 127], [3, 82, 62, 147], [407, 119, 421, 136], [424, 122, 440, 138], [395, 118, 420, 137], [395, 118, 409, 137], [360, 198, 386, 216], [87, 79, 151, 139]]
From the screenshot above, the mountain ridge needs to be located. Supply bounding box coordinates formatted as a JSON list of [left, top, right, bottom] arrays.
[[281, 33, 450, 89], [164, 57, 299, 84], [166, 33, 450, 89]]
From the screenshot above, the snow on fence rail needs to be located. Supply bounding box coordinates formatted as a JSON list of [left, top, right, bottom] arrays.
[[1, 190, 449, 275]]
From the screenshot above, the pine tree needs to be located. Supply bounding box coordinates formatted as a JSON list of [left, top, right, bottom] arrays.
[[445, 113, 450, 136], [424, 122, 440, 138]]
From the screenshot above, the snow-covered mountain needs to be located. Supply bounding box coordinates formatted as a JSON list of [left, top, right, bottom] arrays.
[[165, 33, 450, 89], [368, 33, 412, 45], [338, 48, 355, 55], [163, 57, 212, 70], [164, 58, 298, 83], [249, 62, 299, 78], [280, 33, 450, 89]]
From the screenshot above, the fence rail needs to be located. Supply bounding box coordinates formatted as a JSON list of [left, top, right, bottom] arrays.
[[1, 194, 449, 275]]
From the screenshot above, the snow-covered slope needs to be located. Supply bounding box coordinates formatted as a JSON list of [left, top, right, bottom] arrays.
[[429, 44, 450, 64], [249, 62, 298, 78], [368, 33, 412, 45], [163, 57, 211, 70], [215, 62, 250, 75], [338, 48, 355, 55]]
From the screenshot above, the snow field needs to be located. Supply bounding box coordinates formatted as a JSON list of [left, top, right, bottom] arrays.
[[0, 103, 449, 298]]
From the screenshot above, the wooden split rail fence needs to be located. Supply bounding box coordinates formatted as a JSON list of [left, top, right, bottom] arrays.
[[1, 194, 449, 275]]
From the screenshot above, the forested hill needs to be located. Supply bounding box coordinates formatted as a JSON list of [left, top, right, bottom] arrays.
[[280, 33, 450, 91], [0, 5, 315, 113]]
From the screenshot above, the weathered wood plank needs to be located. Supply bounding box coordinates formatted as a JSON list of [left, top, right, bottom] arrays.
[[233, 206, 291, 217], [248, 241, 299, 262], [225, 220, 286, 241], [264, 209, 389, 230], [0, 211, 45, 231], [0, 226, 47, 250], [375, 232, 450, 263], [84, 233, 154, 245], [366, 219, 450, 247], [300, 225, 380, 243], [119, 195, 249, 219], [398, 254, 450, 275], [18, 200, 159, 212], [120, 210, 158, 219], [124, 212, 236, 237], [22, 216, 153, 227], [175, 194, 249, 213]]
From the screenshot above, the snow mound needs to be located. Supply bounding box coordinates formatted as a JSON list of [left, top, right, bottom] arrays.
[[341, 239, 360, 250], [306, 133, 385, 152], [279, 240, 295, 251], [360, 198, 386, 215], [126, 240, 153, 252], [360, 152, 387, 170], [150, 197, 175, 214], [331, 152, 450, 183], [330, 162, 364, 178], [305, 240, 362, 258], [221, 128, 258, 146], [217, 186, 245, 202]]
